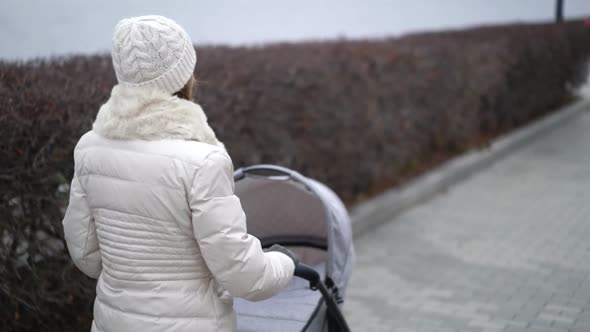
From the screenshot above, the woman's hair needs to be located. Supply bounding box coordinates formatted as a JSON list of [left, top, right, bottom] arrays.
[[173, 75, 195, 100]]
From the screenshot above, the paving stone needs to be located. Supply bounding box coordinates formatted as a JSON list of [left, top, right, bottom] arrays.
[[344, 108, 590, 331], [536, 313, 574, 324]]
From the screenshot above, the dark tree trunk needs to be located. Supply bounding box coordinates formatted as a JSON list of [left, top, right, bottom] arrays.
[[556, 0, 564, 23]]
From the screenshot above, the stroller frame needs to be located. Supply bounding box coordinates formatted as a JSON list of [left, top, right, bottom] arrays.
[[234, 165, 351, 332]]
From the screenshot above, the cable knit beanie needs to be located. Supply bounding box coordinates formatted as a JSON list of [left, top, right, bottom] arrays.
[[111, 15, 196, 94]]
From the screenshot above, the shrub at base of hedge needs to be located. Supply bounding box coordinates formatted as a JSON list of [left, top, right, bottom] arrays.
[[1, 21, 589, 331]]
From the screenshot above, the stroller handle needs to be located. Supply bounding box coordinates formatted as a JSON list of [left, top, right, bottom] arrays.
[[294, 263, 321, 289], [294, 263, 351, 332]]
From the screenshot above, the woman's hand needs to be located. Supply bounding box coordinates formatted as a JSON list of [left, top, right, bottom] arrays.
[[267, 244, 299, 267]]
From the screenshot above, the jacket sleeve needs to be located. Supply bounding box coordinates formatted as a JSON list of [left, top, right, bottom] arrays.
[[189, 151, 295, 302], [62, 171, 102, 279]]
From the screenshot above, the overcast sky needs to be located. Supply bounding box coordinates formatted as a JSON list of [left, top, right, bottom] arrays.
[[1, 0, 590, 60]]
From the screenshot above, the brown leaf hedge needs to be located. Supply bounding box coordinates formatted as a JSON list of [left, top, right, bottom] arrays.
[[1, 21, 589, 331]]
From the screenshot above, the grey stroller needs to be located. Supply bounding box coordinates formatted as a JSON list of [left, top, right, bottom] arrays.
[[233, 165, 354, 332]]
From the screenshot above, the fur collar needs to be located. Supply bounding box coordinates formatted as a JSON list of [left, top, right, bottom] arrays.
[[93, 85, 224, 148]]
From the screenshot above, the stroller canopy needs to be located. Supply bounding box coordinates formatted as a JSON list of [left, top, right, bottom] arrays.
[[234, 165, 354, 298]]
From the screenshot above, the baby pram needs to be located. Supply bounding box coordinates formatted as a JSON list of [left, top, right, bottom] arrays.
[[233, 165, 355, 332]]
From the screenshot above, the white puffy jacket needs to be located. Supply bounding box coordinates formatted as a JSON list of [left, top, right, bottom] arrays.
[[62, 85, 295, 332]]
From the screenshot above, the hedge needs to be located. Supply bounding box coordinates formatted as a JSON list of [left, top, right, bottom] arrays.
[[1, 20, 589, 331]]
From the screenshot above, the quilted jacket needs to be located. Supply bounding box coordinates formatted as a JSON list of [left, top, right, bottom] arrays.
[[62, 85, 295, 332]]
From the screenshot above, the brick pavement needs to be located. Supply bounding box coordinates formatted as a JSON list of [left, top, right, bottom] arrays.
[[344, 106, 590, 332]]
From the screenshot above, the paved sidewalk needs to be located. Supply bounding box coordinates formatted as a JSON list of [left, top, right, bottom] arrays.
[[344, 105, 590, 332]]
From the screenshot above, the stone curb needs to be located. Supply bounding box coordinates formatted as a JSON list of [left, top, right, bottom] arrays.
[[349, 99, 590, 237]]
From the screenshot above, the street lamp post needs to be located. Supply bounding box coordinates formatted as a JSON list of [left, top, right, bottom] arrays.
[[556, 0, 564, 23]]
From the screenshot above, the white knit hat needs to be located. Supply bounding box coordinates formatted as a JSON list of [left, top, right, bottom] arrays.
[[111, 15, 196, 94]]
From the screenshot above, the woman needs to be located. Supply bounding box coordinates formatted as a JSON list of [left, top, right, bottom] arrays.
[[62, 15, 296, 332]]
